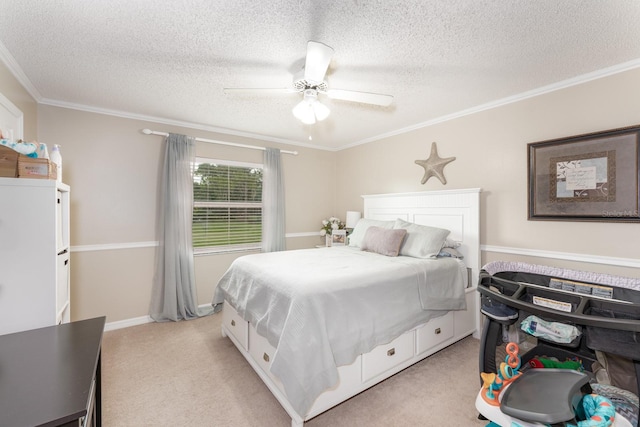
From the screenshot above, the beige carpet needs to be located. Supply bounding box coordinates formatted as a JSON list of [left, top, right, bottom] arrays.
[[102, 313, 487, 426]]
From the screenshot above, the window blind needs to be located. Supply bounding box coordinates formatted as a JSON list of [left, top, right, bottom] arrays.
[[193, 158, 263, 253]]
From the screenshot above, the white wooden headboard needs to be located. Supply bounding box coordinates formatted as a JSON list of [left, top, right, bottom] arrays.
[[362, 188, 481, 287]]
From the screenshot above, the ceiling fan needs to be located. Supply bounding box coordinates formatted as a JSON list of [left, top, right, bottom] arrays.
[[223, 41, 394, 125]]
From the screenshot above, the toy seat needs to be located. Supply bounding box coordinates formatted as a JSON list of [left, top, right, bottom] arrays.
[[500, 368, 589, 424]]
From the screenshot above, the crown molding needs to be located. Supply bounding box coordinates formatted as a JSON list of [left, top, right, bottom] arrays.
[[0, 36, 333, 153], [3, 34, 639, 154], [339, 58, 640, 151], [39, 97, 336, 152], [0, 40, 42, 101]]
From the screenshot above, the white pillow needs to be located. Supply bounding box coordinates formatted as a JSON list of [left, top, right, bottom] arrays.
[[348, 218, 395, 248], [393, 218, 450, 258]]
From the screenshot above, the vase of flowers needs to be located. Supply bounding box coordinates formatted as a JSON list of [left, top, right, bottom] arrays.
[[320, 217, 345, 246]]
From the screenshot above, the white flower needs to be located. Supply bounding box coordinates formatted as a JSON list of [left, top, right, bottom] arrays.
[[320, 216, 344, 237]]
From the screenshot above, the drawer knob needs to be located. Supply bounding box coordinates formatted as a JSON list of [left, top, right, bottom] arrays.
[[387, 348, 396, 357], [434, 327, 441, 335], [230, 319, 236, 327], [263, 353, 270, 362]]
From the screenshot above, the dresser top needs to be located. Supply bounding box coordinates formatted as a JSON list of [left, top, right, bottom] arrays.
[[0, 316, 105, 427]]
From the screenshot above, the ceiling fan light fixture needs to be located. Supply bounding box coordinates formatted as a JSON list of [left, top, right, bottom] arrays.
[[292, 100, 316, 124], [292, 89, 329, 124], [226, 40, 394, 128], [312, 101, 330, 121]]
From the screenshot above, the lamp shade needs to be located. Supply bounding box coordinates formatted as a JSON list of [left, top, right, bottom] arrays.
[[292, 100, 315, 124], [345, 211, 362, 229], [292, 89, 330, 124], [313, 101, 330, 121]]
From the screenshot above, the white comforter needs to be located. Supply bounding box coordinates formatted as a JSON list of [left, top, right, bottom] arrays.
[[212, 246, 467, 417]]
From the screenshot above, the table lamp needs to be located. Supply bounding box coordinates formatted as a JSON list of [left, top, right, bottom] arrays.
[[345, 211, 362, 234]]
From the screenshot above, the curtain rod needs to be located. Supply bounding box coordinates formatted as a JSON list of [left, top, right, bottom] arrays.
[[141, 129, 298, 155]]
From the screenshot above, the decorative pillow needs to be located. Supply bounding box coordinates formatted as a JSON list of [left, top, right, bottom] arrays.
[[437, 247, 464, 259], [361, 226, 407, 257], [348, 218, 395, 248], [393, 218, 450, 258]]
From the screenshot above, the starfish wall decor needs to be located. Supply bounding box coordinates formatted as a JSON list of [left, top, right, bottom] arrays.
[[415, 142, 456, 185]]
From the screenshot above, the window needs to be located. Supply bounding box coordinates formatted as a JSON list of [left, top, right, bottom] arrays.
[[192, 158, 263, 254]]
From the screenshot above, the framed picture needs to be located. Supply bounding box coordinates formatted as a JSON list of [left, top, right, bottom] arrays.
[[331, 229, 346, 246], [528, 125, 640, 222]]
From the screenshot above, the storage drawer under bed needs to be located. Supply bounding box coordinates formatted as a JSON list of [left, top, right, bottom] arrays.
[[248, 326, 282, 386], [361, 330, 414, 383], [222, 301, 249, 351], [416, 311, 454, 355]]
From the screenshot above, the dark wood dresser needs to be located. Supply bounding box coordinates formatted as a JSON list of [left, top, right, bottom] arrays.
[[0, 316, 105, 427]]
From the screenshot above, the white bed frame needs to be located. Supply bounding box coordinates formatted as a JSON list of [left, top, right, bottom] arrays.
[[220, 188, 481, 426]]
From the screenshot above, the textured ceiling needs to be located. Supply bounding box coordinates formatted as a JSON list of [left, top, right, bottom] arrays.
[[1, 1, 640, 150]]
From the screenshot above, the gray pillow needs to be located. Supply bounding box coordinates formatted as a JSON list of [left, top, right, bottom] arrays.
[[393, 218, 450, 258], [361, 226, 407, 257], [348, 218, 395, 248]]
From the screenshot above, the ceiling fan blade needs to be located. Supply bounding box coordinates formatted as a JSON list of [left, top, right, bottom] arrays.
[[304, 41, 334, 84], [223, 88, 298, 94], [324, 89, 394, 107]]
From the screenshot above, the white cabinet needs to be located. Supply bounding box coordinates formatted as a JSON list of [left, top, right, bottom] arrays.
[[0, 178, 70, 335]]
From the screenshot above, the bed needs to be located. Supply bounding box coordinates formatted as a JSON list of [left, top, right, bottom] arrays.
[[212, 188, 481, 426]]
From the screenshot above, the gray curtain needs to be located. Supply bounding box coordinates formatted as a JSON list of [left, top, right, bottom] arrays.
[[150, 133, 212, 321], [261, 147, 286, 252]]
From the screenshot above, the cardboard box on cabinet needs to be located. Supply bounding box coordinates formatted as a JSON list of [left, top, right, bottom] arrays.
[[0, 145, 19, 177], [18, 156, 57, 180], [0, 145, 57, 180]]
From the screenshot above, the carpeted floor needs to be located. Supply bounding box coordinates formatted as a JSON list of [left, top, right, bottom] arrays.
[[102, 312, 487, 426]]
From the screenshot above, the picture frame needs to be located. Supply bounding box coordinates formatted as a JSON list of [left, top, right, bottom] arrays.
[[528, 125, 640, 222], [331, 229, 346, 246]]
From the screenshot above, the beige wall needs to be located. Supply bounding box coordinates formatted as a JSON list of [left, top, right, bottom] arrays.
[[34, 105, 337, 323], [336, 67, 640, 278], [2, 61, 639, 325]]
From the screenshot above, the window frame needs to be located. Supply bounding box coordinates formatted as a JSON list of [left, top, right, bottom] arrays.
[[192, 157, 263, 255]]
